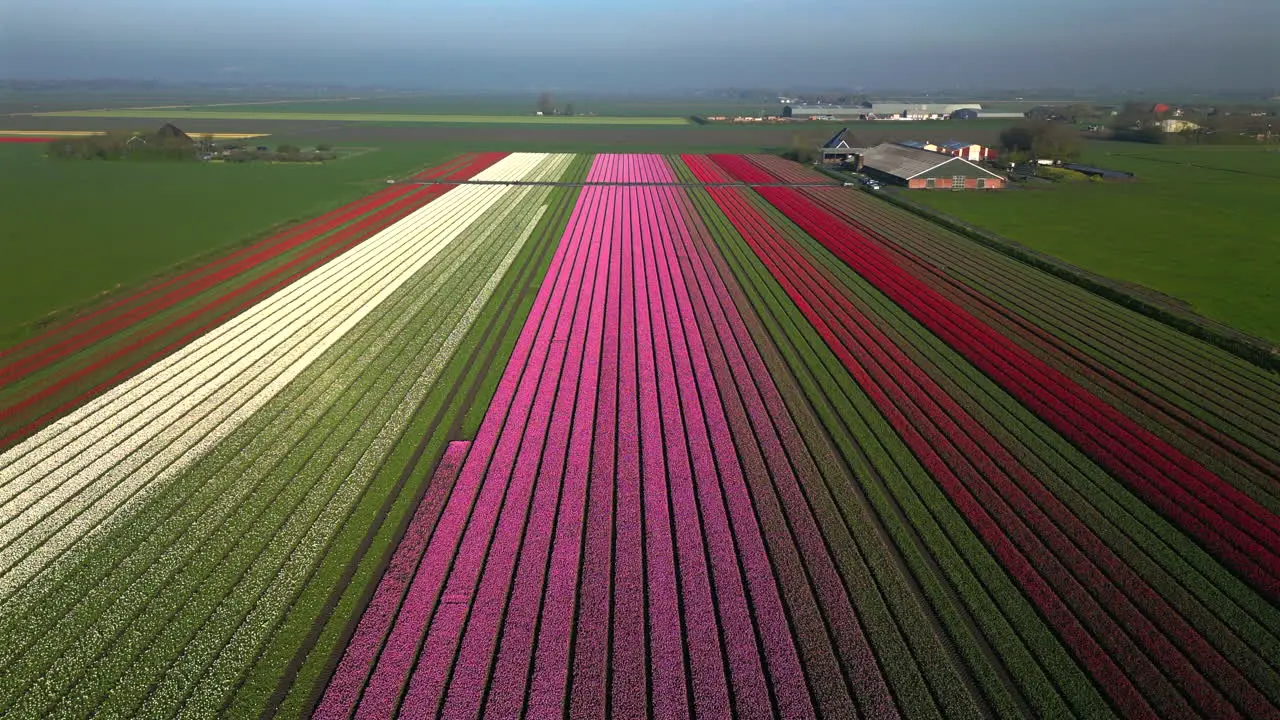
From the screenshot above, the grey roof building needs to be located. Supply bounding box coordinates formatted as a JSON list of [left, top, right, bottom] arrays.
[[858, 143, 1005, 188]]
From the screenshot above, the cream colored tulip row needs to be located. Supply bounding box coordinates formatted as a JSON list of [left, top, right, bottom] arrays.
[[0, 154, 568, 599]]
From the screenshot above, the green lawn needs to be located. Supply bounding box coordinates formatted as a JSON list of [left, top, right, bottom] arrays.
[[908, 142, 1280, 343], [0, 141, 462, 345], [34, 109, 690, 125]]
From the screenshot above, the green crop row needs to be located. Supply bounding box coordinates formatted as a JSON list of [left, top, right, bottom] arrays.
[[813, 191, 1280, 448], [0, 160, 575, 718], [263, 180, 581, 720], [748, 190, 1280, 704], [685, 188, 1113, 720]]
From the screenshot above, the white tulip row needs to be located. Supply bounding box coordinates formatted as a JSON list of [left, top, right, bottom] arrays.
[[166, 200, 554, 720], [0, 166, 569, 716], [0, 153, 558, 598]]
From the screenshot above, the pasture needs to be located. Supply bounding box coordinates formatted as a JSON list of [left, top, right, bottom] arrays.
[[0, 141, 461, 345], [910, 142, 1280, 342]]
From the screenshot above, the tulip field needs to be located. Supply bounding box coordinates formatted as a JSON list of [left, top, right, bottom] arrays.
[[0, 152, 1277, 719]]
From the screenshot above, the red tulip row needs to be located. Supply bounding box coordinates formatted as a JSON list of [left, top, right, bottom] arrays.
[[802, 186, 1280, 485], [744, 154, 835, 184], [0, 153, 506, 449], [741, 180, 1280, 601], [1, 152, 495, 367], [698, 178, 1280, 719], [678, 154, 737, 183]]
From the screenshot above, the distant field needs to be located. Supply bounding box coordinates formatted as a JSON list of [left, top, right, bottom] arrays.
[[0, 141, 462, 345], [34, 109, 691, 125], [908, 142, 1280, 342], [202, 96, 779, 118]]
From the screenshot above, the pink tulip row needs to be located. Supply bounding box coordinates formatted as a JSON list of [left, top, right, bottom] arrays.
[[583, 153, 676, 183], [314, 440, 471, 718], [320, 153, 892, 718]]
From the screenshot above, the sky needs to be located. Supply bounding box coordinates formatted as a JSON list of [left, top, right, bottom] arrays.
[[1, 0, 1277, 90]]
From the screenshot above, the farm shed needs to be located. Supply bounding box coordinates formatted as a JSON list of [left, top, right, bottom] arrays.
[[858, 143, 1005, 189], [938, 140, 999, 162], [868, 102, 983, 119]]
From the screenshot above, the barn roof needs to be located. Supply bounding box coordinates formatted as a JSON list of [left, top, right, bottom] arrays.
[[859, 143, 1003, 181], [155, 123, 192, 142]]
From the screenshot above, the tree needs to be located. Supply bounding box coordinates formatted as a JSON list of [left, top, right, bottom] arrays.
[[999, 120, 1080, 161], [782, 104, 793, 118], [536, 92, 555, 116], [1112, 101, 1156, 131], [316, 143, 333, 151], [276, 143, 300, 155], [563, 103, 575, 117]]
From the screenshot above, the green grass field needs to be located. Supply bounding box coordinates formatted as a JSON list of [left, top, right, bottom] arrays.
[[0, 133, 784, 349], [0, 141, 462, 346], [907, 142, 1280, 343], [34, 109, 690, 125]]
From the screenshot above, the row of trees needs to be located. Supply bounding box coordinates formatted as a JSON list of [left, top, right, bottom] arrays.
[[998, 120, 1082, 163], [47, 132, 199, 161], [48, 132, 337, 163]]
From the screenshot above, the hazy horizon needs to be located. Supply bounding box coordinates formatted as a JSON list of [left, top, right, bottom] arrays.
[[2, 0, 1277, 91]]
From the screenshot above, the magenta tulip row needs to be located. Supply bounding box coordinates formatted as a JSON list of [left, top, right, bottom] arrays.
[[316, 153, 923, 718]]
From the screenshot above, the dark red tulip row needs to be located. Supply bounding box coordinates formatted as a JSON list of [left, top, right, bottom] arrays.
[[714, 166, 1280, 601], [698, 180, 1280, 719], [804, 187, 1280, 485], [678, 154, 737, 183], [744, 153, 835, 184]]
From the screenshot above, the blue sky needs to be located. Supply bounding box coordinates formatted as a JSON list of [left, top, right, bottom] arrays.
[[2, 0, 1276, 89]]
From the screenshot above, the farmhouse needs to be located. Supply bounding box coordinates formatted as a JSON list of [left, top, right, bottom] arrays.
[[819, 127, 860, 165], [858, 143, 1005, 189]]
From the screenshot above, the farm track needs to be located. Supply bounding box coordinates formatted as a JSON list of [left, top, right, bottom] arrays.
[[1, 152, 1277, 719]]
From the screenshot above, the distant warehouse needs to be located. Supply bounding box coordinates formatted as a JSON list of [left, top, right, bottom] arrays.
[[786, 102, 985, 120], [858, 143, 1005, 189]]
